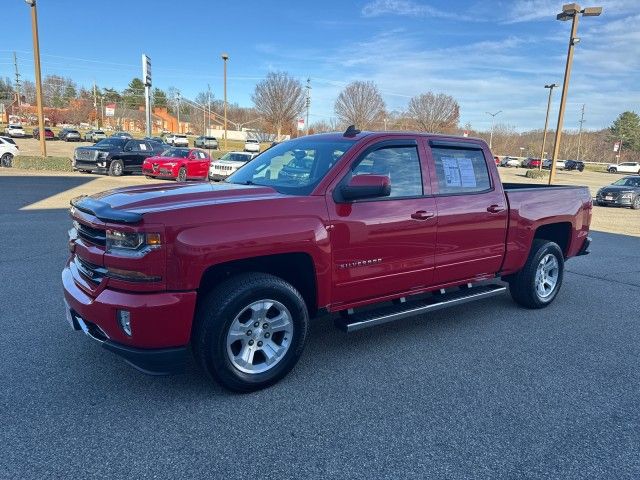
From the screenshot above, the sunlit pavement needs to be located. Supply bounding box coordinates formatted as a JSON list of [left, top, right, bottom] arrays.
[[1, 172, 639, 478]]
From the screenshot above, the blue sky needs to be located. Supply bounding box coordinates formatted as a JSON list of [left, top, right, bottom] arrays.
[[3, 0, 639, 131]]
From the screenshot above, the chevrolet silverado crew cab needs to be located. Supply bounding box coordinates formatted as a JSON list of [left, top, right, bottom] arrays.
[[63, 128, 592, 392]]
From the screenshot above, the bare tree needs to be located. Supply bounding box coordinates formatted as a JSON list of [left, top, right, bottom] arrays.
[[407, 92, 459, 133], [252, 71, 306, 139], [334, 81, 386, 129]]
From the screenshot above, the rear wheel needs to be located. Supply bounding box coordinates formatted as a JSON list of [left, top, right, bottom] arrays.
[[1, 153, 13, 167], [194, 273, 309, 392], [177, 167, 187, 182], [507, 239, 564, 309], [108, 160, 123, 177]]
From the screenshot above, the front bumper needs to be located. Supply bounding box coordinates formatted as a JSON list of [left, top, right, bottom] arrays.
[[62, 265, 197, 375], [209, 173, 229, 181], [596, 196, 633, 207]]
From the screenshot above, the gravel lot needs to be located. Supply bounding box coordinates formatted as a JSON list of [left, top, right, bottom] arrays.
[[1, 173, 639, 478]]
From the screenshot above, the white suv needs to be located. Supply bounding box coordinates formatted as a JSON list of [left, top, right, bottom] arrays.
[[608, 162, 640, 174], [0, 136, 20, 166], [172, 134, 189, 147], [244, 138, 260, 153], [5, 124, 26, 138]]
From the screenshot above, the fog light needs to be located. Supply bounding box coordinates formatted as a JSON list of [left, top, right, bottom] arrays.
[[117, 310, 132, 336]]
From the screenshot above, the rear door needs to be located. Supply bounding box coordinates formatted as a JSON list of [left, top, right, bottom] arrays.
[[424, 139, 508, 285]]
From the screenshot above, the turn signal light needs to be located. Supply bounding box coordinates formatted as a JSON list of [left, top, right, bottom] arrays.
[[146, 233, 162, 246]]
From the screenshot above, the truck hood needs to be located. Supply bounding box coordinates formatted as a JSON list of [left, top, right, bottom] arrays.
[[91, 181, 282, 215]]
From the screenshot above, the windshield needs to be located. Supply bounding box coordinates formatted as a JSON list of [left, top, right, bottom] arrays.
[[161, 148, 190, 158], [612, 177, 640, 187], [219, 152, 251, 162], [95, 138, 126, 148], [227, 138, 355, 195]]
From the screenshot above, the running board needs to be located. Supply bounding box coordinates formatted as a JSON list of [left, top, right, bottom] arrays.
[[335, 284, 507, 333]]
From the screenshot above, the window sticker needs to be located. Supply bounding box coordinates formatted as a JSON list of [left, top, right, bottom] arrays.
[[441, 156, 477, 188], [140, 143, 147, 151], [442, 157, 461, 187], [457, 158, 477, 187]]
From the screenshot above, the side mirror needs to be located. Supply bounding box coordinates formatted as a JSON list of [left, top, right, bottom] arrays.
[[340, 174, 391, 201]]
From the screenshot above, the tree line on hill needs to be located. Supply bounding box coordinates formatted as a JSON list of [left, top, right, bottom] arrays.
[[2, 73, 638, 162]]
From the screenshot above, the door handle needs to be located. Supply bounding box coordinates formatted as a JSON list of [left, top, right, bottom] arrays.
[[487, 204, 505, 213], [411, 210, 435, 220]]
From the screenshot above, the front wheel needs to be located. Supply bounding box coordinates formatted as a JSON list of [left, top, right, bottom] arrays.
[[507, 239, 564, 309], [108, 159, 124, 177], [608, 167, 617, 173], [194, 273, 309, 392], [632, 196, 640, 210]]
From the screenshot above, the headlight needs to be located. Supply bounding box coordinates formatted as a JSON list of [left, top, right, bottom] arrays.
[[596, 189, 602, 197], [98, 151, 108, 159], [106, 230, 145, 250], [621, 192, 633, 199], [106, 230, 161, 254]]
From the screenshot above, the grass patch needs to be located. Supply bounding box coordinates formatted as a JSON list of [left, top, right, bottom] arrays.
[[525, 169, 550, 180], [12, 155, 73, 172]]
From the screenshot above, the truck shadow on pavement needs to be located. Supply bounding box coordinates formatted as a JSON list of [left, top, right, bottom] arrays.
[[0, 175, 98, 212]]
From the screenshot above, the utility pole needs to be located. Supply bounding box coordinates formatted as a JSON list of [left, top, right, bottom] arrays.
[[576, 103, 585, 162], [207, 83, 211, 137], [548, 3, 602, 185], [539, 83, 557, 170], [221, 53, 229, 150], [93, 81, 98, 128], [307, 78, 312, 135], [99, 94, 104, 128], [176, 91, 181, 134], [13, 52, 21, 108], [486, 110, 502, 150], [25, 0, 46, 157]]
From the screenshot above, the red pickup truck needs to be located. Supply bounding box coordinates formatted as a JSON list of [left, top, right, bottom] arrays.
[[62, 128, 592, 391]]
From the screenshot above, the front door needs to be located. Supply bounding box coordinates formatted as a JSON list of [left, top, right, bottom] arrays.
[[425, 140, 508, 285], [328, 140, 437, 307]]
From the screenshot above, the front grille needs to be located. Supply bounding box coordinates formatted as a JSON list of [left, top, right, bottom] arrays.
[[75, 255, 107, 284], [75, 149, 98, 161], [75, 220, 106, 246]]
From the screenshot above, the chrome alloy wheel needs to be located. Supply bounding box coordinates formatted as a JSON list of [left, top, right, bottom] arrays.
[[226, 299, 293, 374], [535, 253, 559, 299]]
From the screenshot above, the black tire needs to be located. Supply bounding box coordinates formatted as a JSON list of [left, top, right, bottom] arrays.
[[177, 167, 187, 182], [108, 159, 124, 177], [632, 196, 640, 210], [145, 175, 154, 179], [1, 153, 13, 167], [608, 167, 617, 173], [193, 273, 309, 392], [507, 239, 564, 309]]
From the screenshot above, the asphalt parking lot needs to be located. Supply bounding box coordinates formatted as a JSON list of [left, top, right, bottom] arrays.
[[2, 173, 639, 478]]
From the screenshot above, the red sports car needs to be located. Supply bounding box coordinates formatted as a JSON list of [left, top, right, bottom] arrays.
[[143, 147, 211, 181]]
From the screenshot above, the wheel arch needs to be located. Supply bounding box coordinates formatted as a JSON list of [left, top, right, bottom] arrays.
[[533, 221, 572, 256], [198, 252, 319, 317]]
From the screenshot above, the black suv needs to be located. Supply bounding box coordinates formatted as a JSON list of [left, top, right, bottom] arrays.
[[73, 138, 164, 176]]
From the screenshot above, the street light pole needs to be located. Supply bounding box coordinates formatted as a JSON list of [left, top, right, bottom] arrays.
[[25, 0, 46, 158], [486, 110, 502, 150], [305, 78, 311, 136], [539, 83, 557, 170], [548, 3, 602, 185], [221, 53, 229, 150]]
